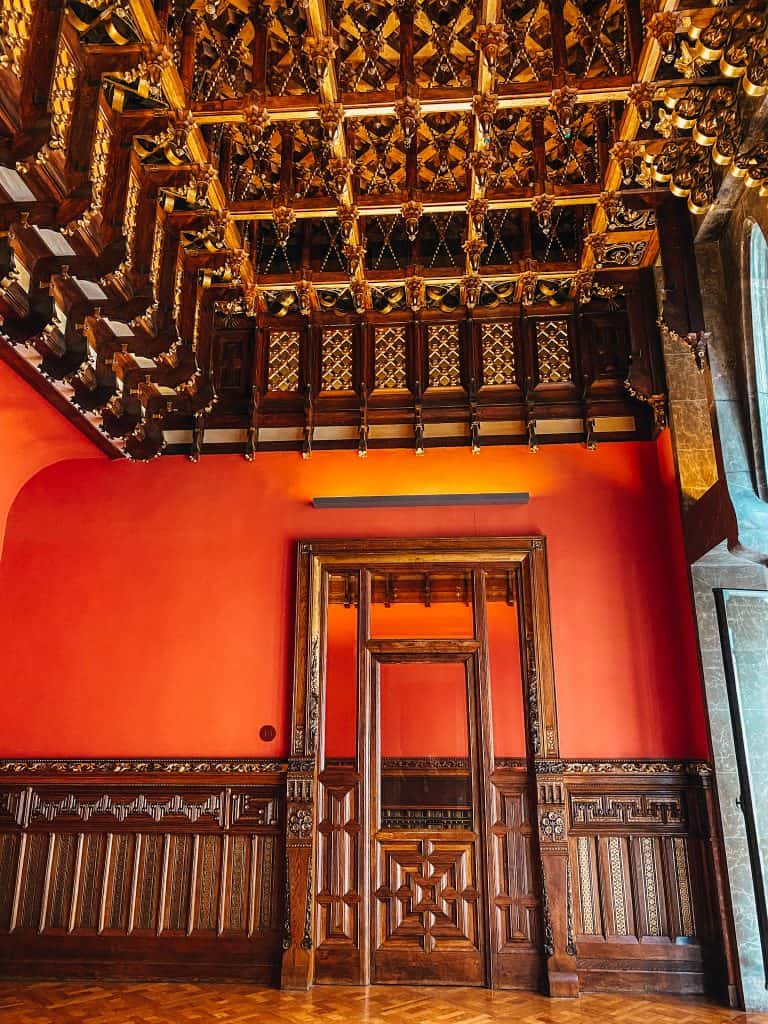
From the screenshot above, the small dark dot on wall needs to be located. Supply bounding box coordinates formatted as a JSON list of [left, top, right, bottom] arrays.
[[259, 724, 277, 742]]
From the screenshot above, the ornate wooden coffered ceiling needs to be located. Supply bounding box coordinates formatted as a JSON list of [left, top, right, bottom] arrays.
[[0, 0, 765, 459]]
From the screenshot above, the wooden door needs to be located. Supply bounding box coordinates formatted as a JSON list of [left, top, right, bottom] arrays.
[[369, 644, 488, 985]]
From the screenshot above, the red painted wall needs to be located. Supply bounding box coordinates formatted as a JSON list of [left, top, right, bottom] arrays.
[[0, 434, 709, 760], [0, 362, 100, 555], [324, 600, 525, 759]]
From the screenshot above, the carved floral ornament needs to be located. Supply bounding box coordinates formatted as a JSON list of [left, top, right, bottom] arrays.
[[540, 810, 566, 840], [287, 807, 313, 838]]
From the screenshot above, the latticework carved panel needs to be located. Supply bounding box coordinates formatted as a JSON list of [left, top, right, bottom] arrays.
[[334, 0, 401, 93], [563, 0, 630, 78], [351, 119, 406, 196], [544, 109, 599, 186], [268, 330, 301, 392], [374, 325, 408, 389], [0, 0, 34, 77], [428, 323, 461, 388], [192, 5, 253, 101], [49, 36, 77, 151], [413, 0, 476, 89], [497, 0, 552, 83], [481, 322, 517, 387], [535, 320, 571, 384], [322, 327, 354, 391]]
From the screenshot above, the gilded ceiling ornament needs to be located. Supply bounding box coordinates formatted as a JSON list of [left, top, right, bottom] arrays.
[[549, 84, 578, 138], [271, 199, 296, 247], [342, 241, 366, 275], [648, 11, 681, 64], [585, 232, 607, 269], [351, 280, 366, 314], [519, 270, 537, 307], [461, 274, 481, 310], [336, 204, 357, 240], [304, 34, 338, 82], [472, 93, 498, 144], [598, 191, 625, 229], [393, 92, 421, 149], [628, 82, 656, 129], [571, 270, 594, 305], [531, 193, 556, 236], [318, 102, 345, 142], [466, 198, 488, 236], [244, 100, 270, 142], [296, 279, 312, 317], [405, 275, 424, 313], [474, 23, 508, 76], [463, 237, 486, 274], [401, 198, 423, 241], [327, 157, 354, 200], [466, 149, 493, 191], [611, 140, 644, 185]]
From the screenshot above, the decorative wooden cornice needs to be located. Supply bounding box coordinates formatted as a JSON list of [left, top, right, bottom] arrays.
[[0, 0, 762, 458]]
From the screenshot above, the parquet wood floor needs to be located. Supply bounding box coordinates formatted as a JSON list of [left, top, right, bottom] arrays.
[[0, 983, 767, 1024]]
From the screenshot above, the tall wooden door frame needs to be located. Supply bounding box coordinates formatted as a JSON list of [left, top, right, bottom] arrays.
[[368, 641, 489, 987], [281, 537, 577, 996]]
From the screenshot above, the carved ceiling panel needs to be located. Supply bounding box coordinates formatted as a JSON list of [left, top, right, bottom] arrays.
[[0, 0, 763, 459]]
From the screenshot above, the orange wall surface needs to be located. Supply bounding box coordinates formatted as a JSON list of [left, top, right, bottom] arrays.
[[0, 433, 709, 760], [0, 362, 100, 555]]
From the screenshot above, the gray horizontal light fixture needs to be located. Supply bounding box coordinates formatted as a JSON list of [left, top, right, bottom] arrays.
[[311, 493, 530, 509]]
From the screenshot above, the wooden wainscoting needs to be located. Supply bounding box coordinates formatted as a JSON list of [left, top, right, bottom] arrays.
[[565, 762, 724, 996], [0, 762, 285, 980], [0, 759, 731, 996]]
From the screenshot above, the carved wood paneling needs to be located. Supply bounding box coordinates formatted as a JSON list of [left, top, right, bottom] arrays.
[[565, 770, 716, 995], [316, 775, 360, 952], [0, 779, 284, 980], [374, 838, 480, 953], [572, 833, 696, 941], [491, 781, 539, 952]]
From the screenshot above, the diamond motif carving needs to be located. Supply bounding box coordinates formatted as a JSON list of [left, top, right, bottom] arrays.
[[321, 327, 354, 391], [268, 330, 301, 392], [374, 325, 408, 389], [481, 321, 517, 387], [375, 840, 479, 952], [535, 320, 571, 384], [427, 323, 461, 388]]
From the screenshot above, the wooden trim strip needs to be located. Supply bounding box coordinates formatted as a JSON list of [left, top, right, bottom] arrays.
[[9, 833, 27, 933], [68, 833, 85, 933], [98, 834, 113, 935]]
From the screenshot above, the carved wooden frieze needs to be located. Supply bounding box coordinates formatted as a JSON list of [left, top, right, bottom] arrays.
[[569, 792, 687, 830]]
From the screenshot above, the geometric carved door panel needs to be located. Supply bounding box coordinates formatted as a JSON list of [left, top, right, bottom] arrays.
[[373, 837, 483, 984], [375, 838, 480, 952]]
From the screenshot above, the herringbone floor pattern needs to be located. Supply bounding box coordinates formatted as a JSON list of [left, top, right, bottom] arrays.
[[0, 983, 766, 1024]]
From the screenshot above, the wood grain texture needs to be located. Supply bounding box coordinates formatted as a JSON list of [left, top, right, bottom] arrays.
[[0, 982, 762, 1024]]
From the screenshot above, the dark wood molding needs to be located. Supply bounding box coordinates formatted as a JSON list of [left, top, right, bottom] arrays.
[[0, 759, 287, 776]]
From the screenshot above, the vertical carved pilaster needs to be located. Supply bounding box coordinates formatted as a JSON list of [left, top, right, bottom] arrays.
[[535, 765, 578, 996], [281, 759, 316, 988]]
